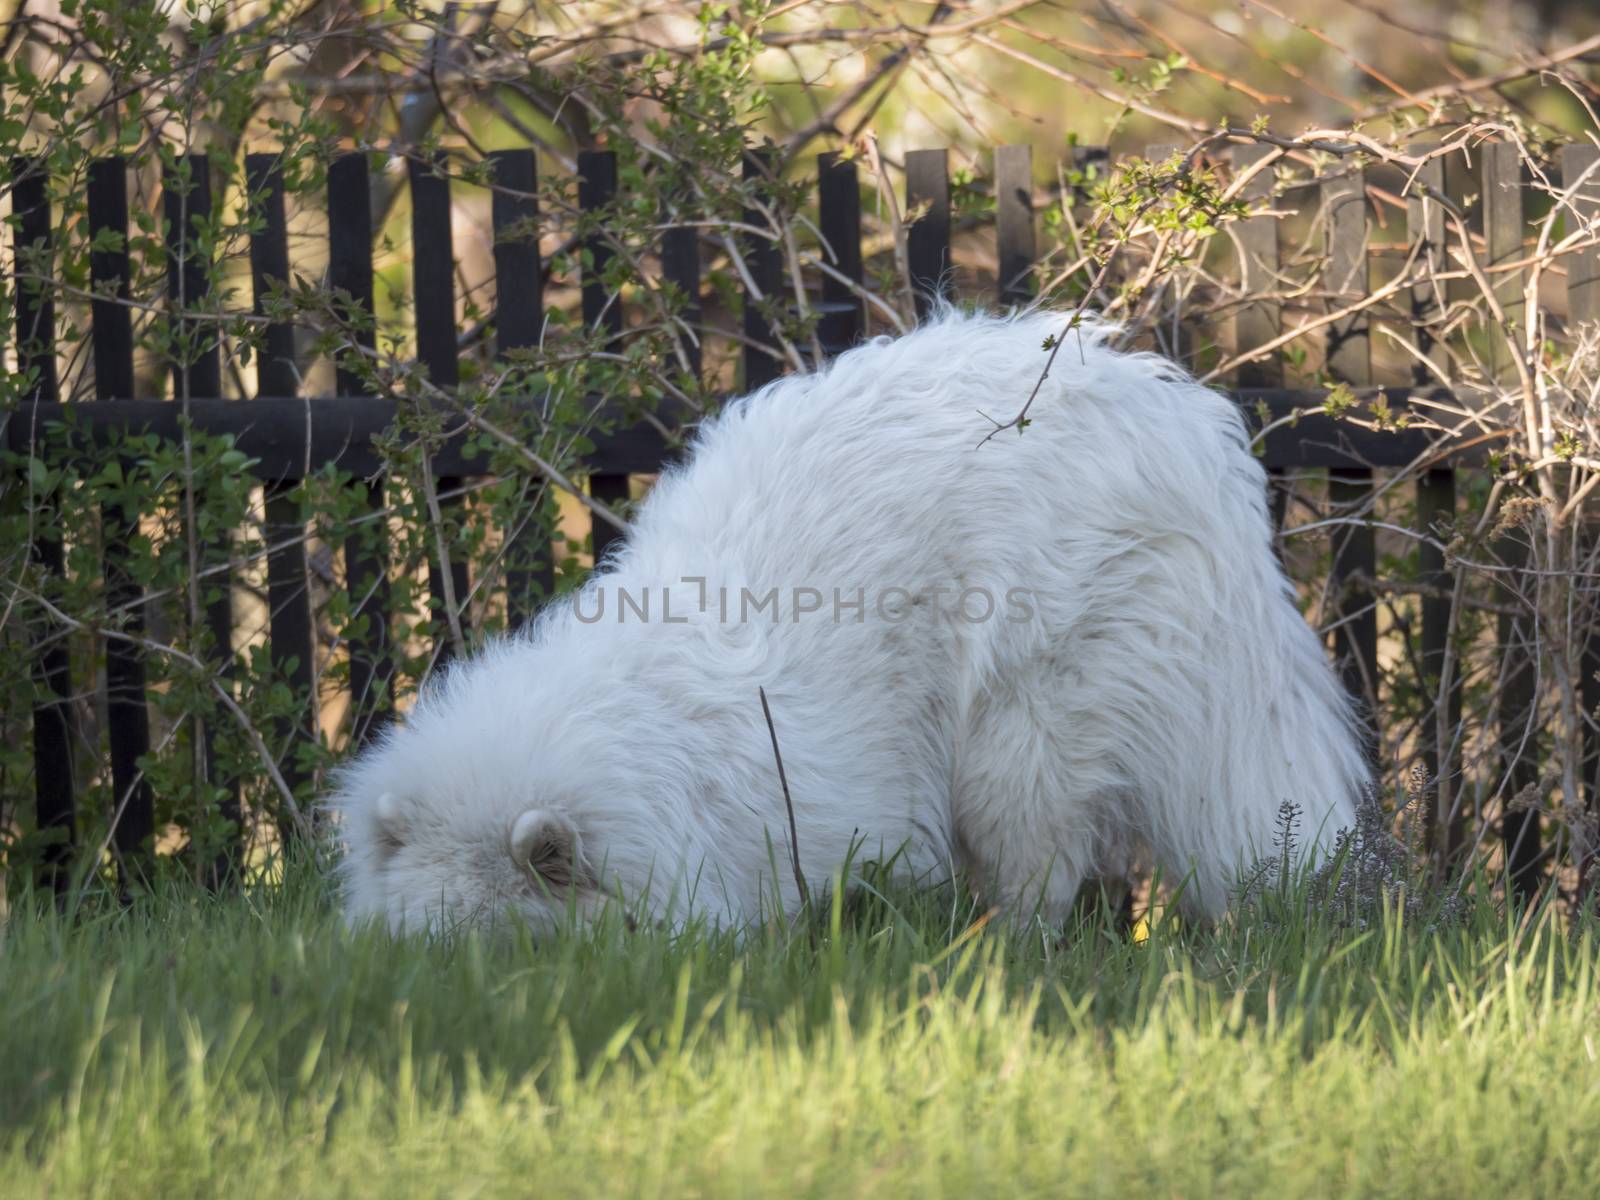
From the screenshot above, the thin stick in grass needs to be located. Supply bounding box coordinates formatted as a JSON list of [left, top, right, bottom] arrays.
[[758, 686, 811, 910]]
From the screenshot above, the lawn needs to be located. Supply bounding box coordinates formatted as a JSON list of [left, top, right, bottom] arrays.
[[2, 867, 1597, 1198]]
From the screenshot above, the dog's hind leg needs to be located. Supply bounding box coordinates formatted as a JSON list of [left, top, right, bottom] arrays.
[[948, 657, 1126, 929]]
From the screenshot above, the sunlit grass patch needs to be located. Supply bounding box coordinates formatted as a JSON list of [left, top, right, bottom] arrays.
[[2, 867, 1597, 1197]]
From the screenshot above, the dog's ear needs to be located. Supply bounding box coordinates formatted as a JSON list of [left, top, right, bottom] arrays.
[[371, 792, 407, 856], [509, 809, 593, 891]]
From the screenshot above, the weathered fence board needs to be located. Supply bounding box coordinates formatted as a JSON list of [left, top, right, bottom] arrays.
[[1229, 143, 1289, 538], [1482, 142, 1542, 902], [1405, 146, 1461, 850], [1566, 143, 1600, 848], [1322, 166, 1380, 756], [994, 145, 1034, 306], [1231, 143, 1282, 389]]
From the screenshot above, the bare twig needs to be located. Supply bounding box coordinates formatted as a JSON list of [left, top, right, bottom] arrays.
[[758, 685, 810, 911]]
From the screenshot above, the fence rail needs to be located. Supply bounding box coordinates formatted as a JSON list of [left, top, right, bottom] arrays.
[[8, 137, 1600, 896]]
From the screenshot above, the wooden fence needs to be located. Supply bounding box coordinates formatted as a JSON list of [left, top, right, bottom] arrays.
[[8, 138, 1600, 898]]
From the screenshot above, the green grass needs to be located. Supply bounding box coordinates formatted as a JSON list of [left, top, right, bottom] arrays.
[[2, 868, 1598, 1198]]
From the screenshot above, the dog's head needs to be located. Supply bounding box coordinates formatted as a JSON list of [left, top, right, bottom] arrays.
[[334, 778, 609, 935], [326, 639, 690, 936]]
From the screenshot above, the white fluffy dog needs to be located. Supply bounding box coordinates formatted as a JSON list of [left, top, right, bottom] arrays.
[[331, 308, 1368, 933]]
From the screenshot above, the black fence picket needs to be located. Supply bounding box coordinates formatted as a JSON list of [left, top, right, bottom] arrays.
[[409, 153, 472, 660], [490, 147, 555, 631], [816, 151, 863, 357], [328, 152, 391, 747], [12, 158, 74, 893], [87, 156, 155, 882], [490, 148, 544, 356], [164, 153, 240, 869], [248, 152, 311, 859], [740, 147, 783, 394], [164, 155, 223, 398], [905, 149, 951, 316], [660, 203, 703, 381], [578, 148, 631, 566]]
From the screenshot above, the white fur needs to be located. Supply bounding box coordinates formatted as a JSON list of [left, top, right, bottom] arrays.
[[328, 308, 1368, 933]]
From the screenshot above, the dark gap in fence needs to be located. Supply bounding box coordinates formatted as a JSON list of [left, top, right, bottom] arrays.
[[489, 147, 555, 631], [328, 152, 392, 748], [1062, 145, 1110, 354], [88, 156, 155, 884], [248, 152, 311, 862], [1328, 458, 1379, 758], [1416, 467, 1460, 847], [590, 472, 631, 567], [578, 148, 631, 567], [1321, 165, 1380, 763], [1498, 532, 1541, 905], [995, 144, 1034, 307], [11, 158, 75, 894], [816, 151, 863, 357], [905, 148, 951, 318], [1070, 144, 1109, 203], [409, 152, 473, 660]]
